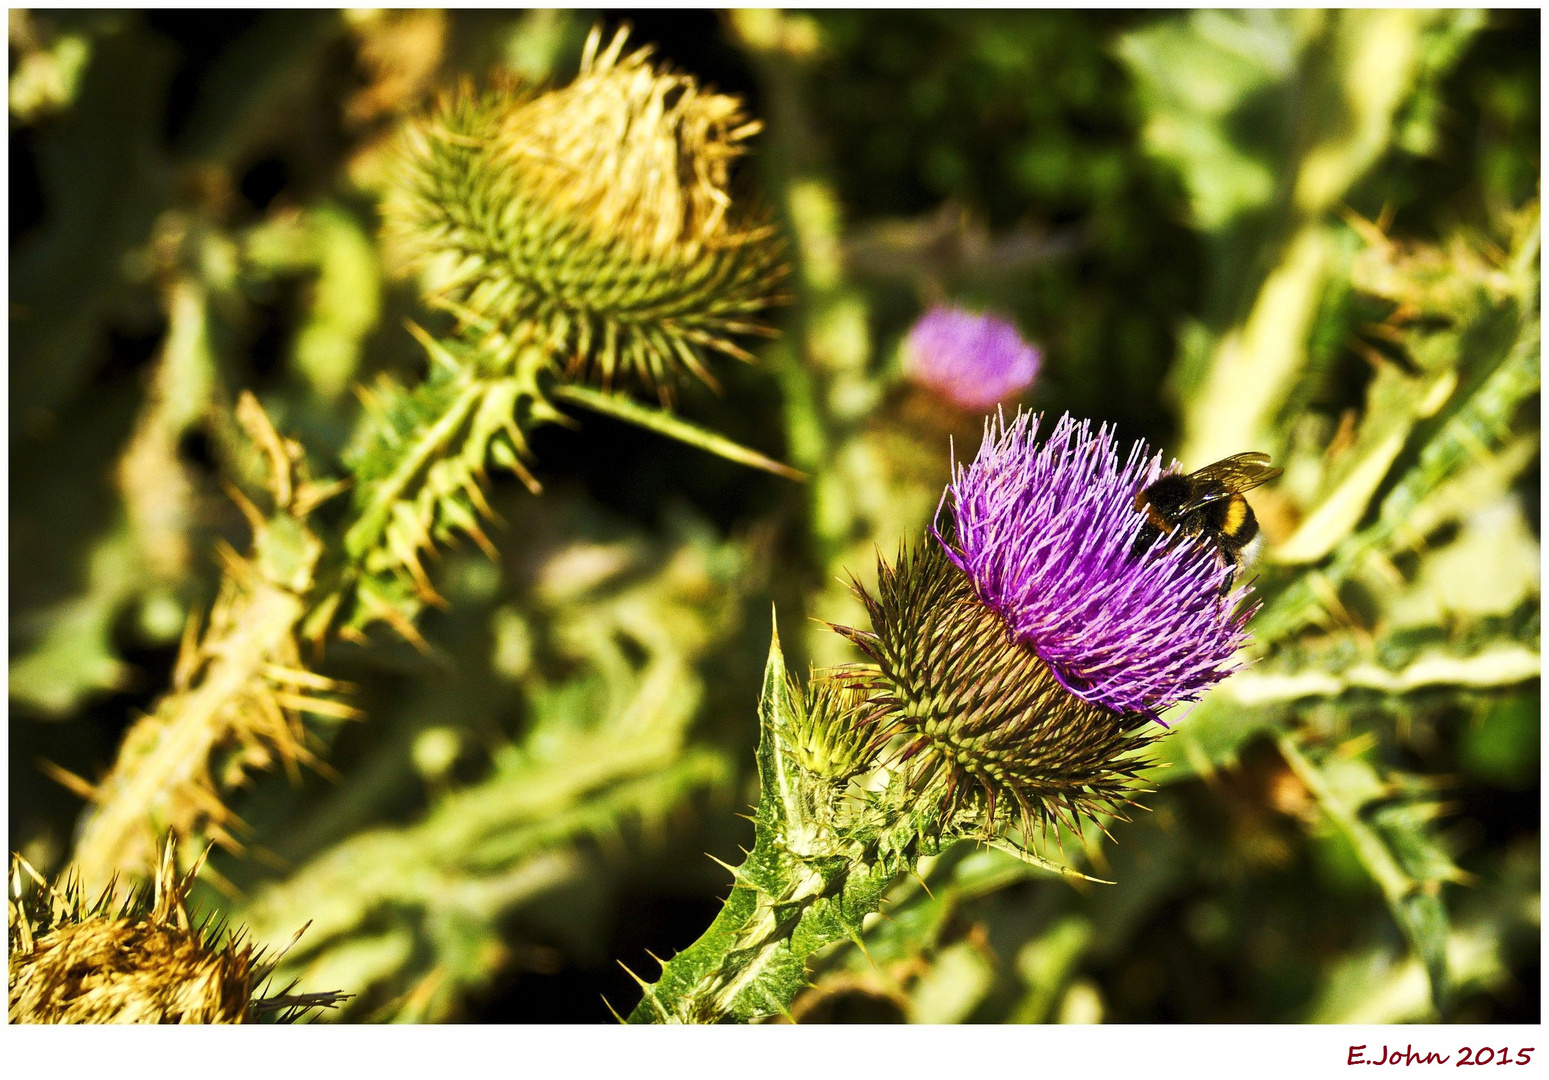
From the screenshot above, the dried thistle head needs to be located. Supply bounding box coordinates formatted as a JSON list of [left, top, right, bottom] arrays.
[[384, 24, 787, 394], [834, 539, 1158, 842], [8, 839, 343, 1024], [499, 25, 763, 258]]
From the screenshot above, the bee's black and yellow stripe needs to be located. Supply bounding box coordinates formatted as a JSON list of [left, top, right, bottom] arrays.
[[1217, 494, 1249, 540]]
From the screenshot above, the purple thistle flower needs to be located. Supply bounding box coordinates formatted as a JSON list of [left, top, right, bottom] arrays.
[[903, 306, 1041, 410], [940, 411, 1253, 718]]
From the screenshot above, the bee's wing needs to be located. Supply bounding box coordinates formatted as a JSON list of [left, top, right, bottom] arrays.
[[1175, 453, 1283, 515]]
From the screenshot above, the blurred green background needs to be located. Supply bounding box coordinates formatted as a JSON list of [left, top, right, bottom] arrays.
[[9, 9, 1539, 1023]]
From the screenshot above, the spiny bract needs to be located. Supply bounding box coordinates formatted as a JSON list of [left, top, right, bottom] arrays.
[[8, 840, 343, 1024], [383, 25, 788, 394], [783, 673, 879, 782], [833, 540, 1157, 841]]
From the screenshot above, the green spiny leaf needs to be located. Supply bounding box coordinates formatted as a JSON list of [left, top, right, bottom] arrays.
[[1279, 736, 1453, 1013], [625, 615, 922, 1023], [1257, 301, 1539, 645]]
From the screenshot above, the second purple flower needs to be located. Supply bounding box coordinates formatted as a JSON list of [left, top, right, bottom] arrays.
[[903, 306, 1041, 410]]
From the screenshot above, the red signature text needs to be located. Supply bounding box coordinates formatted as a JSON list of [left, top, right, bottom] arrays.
[[1348, 1046, 1535, 1067]]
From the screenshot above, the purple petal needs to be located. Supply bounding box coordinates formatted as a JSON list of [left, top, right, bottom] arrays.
[[939, 411, 1255, 716]]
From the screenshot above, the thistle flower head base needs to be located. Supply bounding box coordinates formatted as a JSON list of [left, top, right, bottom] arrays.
[[833, 541, 1158, 844]]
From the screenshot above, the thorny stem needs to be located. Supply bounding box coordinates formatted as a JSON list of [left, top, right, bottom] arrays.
[[624, 623, 930, 1023], [71, 582, 308, 889]]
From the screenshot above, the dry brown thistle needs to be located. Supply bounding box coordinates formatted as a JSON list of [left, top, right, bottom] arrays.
[[382, 23, 787, 394], [500, 24, 767, 258], [9, 838, 344, 1023], [57, 393, 358, 892]]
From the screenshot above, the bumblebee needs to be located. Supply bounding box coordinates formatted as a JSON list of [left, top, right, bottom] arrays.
[[1132, 452, 1283, 579]]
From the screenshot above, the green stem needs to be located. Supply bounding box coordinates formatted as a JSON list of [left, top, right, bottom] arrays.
[[624, 620, 928, 1023], [623, 826, 917, 1023]]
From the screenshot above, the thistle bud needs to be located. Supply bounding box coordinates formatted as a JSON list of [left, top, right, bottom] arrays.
[[384, 25, 787, 393], [783, 674, 878, 782]]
